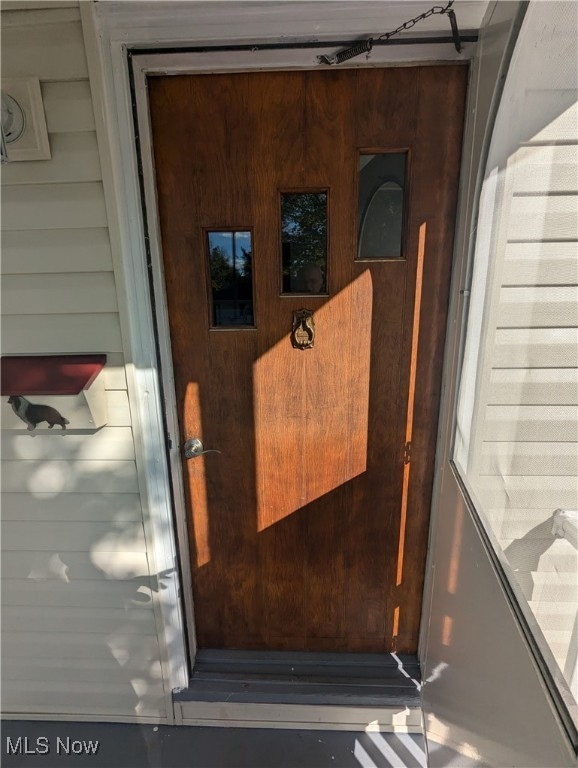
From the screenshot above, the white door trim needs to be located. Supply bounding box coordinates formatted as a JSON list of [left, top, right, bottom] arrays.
[[80, 0, 476, 717], [79, 11, 191, 721]]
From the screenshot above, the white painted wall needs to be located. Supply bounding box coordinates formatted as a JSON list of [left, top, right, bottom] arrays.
[[1, 3, 170, 721], [422, 2, 577, 765]]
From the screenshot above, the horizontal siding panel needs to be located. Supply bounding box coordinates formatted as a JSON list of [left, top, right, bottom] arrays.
[[2, 183, 107, 230], [1, 460, 138, 494], [541, 629, 575, 648], [104, 352, 126, 367], [505, 242, 578, 263], [526, 95, 578, 143], [1, 8, 80, 26], [497, 286, 578, 327], [1, 550, 150, 581], [1, 228, 112, 274], [1, 427, 135, 462], [507, 195, 578, 241], [2, 272, 117, 314], [106, 390, 132, 426], [42, 80, 95, 133], [1, 606, 156, 635], [488, 368, 578, 405], [2, 580, 155, 609], [492, 515, 578, 545], [1, 520, 145, 552], [102, 365, 128, 390], [502, 257, 578, 287], [513, 168, 578, 196], [1, 631, 159, 660], [1, 2, 80, 11], [476, 476, 578, 509], [512, 145, 578, 194], [1, 132, 101, 185], [502, 260, 578, 285], [1, 313, 123, 353], [526, 542, 577, 574], [1, 700, 163, 719], [518, 572, 577, 603], [1, 672, 165, 717], [1, 689, 164, 719], [3, 658, 161, 686], [479, 442, 578, 476], [482, 405, 578, 441], [485, 507, 559, 536], [540, 643, 574, 666], [1, 492, 142, 522], [529, 600, 578, 623], [0, 679, 161, 699], [503, 242, 578, 290], [0, 20, 88, 79], [493, 327, 578, 367]]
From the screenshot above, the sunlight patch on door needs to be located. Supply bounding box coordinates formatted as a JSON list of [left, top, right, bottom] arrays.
[[396, 223, 426, 587], [253, 271, 372, 531], [184, 382, 211, 567], [392, 605, 400, 644]]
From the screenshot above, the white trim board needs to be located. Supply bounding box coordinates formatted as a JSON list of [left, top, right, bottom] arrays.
[[81, 0, 479, 725], [92, 0, 486, 53], [0, 713, 168, 725], [174, 700, 423, 732], [80, 8, 192, 723]]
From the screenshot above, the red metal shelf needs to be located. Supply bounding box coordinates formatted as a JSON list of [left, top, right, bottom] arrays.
[[1, 355, 107, 396]]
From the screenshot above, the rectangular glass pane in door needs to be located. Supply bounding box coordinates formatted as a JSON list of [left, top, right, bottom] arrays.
[[207, 230, 254, 327], [281, 192, 328, 294]]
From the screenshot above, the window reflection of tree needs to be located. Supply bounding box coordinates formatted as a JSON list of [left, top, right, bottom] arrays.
[[281, 193, 327, 293], [209, 232, 253, 325]]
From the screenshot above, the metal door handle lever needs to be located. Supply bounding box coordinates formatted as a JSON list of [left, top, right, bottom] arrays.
[[183, 437, 221, 459]]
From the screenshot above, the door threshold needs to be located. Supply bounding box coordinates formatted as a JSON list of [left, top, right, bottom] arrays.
[[172, 650, 423, 731]]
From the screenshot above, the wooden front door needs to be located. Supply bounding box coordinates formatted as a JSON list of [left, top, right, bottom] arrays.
[[149, 66, 467, 653]]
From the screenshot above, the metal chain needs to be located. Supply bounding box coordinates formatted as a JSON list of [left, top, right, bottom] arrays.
[[318, 1, 458, 65], [376, 1, 455, 43]]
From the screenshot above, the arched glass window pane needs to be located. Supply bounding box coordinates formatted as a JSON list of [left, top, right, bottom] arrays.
[[358, 153, 406, 259]]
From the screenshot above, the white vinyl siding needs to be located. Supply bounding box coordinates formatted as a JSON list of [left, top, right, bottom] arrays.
[[1, 5, 166, 720], [455, 1, 578, 712], [2, 229, 114, 274], [2, 182, 108, 230]]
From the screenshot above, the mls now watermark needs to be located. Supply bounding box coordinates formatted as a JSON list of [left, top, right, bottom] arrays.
[[6, 736, 100, 756]]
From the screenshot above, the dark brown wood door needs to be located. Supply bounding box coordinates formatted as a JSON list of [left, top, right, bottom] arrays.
[[149, 66, 467, 653]]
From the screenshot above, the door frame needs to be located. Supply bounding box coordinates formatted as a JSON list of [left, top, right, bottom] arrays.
[[81, 2, 477, 703]]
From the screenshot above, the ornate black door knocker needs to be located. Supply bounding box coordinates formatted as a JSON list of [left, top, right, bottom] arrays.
[[291, 309, 315, 350]]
